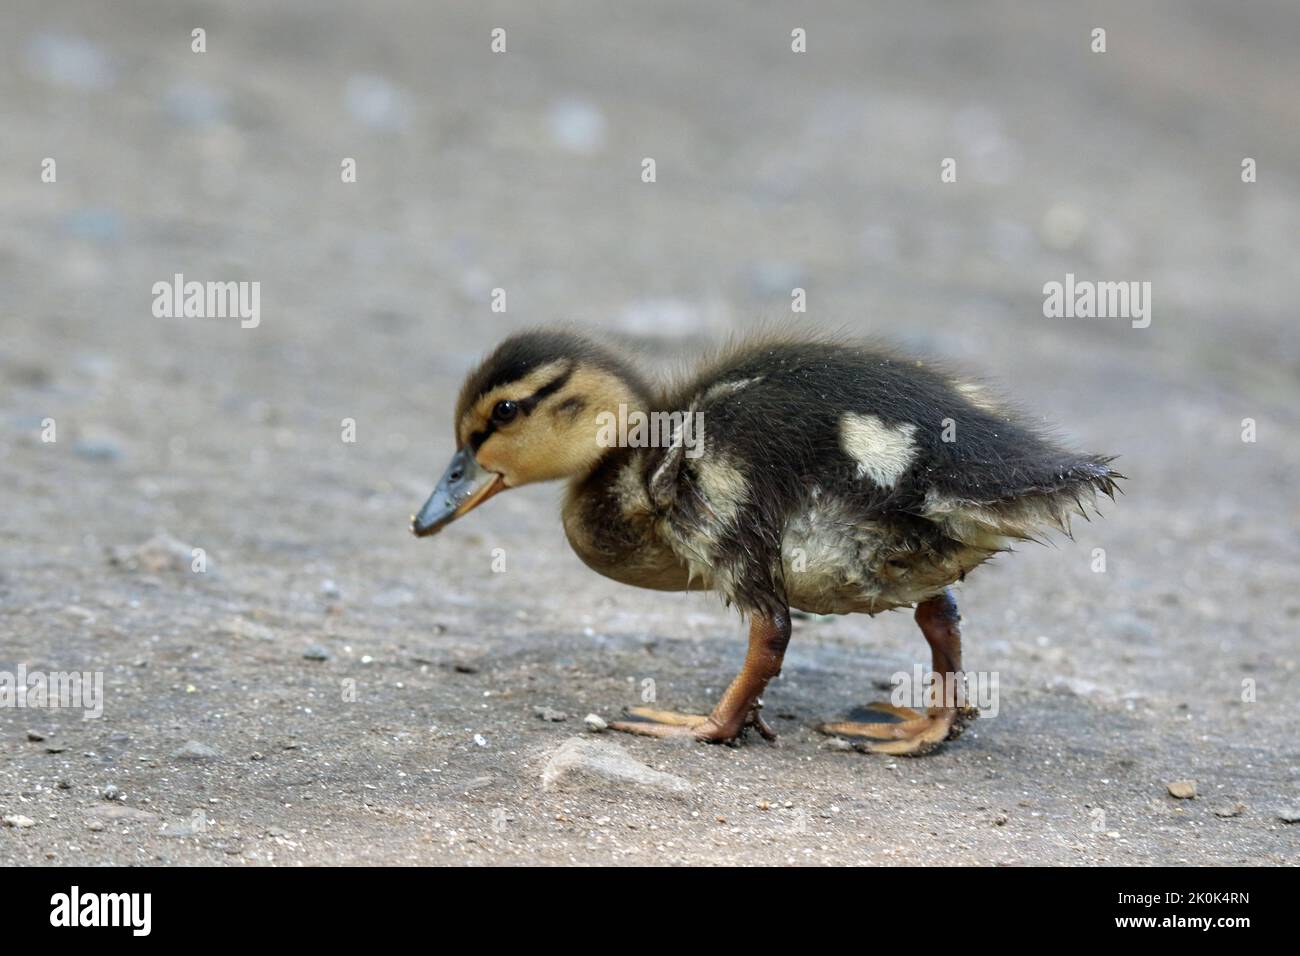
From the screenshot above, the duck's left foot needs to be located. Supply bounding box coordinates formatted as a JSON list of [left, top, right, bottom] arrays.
[[820, 589, 979, 756], [818, 702, 976, 756], [609, 703, 777, 743]]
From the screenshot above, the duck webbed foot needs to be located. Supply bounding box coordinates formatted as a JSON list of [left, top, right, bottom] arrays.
[[610, 702, 776, 742], [608, 608, 790, 745], [818, 701, 974, 755], [817, 588, 978, 756]]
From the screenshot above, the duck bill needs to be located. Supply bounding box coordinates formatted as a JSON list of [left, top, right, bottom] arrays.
[[411, 448, 506, 538]]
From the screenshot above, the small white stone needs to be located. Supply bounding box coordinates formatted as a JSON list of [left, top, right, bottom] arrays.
[[541, 737, 692, 795]]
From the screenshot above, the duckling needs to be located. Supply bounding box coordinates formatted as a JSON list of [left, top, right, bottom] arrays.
[[412, 329, 1121, 755]]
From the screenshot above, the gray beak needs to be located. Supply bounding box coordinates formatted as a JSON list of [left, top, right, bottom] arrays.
[[411, 447, 505, 538]]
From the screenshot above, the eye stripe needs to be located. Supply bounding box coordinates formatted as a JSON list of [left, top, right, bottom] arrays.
[[518, 369, 573, 415], [469, 368, 575, 449], [553, 396, 587, 419]]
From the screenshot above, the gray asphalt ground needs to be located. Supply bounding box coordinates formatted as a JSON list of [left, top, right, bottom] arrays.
[[1, 1, 1297, 865]]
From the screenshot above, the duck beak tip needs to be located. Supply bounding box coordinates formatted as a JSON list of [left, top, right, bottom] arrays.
[[411, 449, 505, 539]]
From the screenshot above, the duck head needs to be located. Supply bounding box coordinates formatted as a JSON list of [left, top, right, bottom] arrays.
[[411, 330, 651, 537]]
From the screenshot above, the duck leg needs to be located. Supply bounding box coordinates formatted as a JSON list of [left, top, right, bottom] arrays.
[[609, 608, 790, 743], [818, 588, 978, 755]]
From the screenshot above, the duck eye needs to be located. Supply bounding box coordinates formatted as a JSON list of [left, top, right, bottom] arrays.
[[492, 399, 519, 424]]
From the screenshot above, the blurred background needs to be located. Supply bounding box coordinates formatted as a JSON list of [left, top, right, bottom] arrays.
[[1, 1, 1296, 865]]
